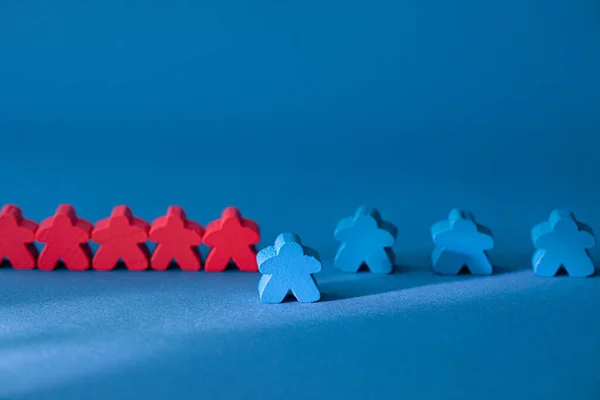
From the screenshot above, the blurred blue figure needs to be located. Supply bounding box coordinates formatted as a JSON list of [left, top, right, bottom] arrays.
[[531, 210, 596, 277], [334, 206, 397, 274], [257, 233, 322, 303], [431, 208, 494, 275]]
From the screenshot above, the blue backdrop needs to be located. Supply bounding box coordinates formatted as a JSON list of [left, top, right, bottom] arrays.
[[0, 1, 599, 399]]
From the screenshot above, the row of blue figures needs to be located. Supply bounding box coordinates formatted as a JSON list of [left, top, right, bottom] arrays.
[[256, 207, 596, 304], [333, 206, 596, 278]]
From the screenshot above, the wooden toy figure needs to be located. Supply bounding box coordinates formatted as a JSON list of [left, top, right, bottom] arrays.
[[334, 207, 397, 274], [92, 205, 150, 271], [203, 207, 260, 272], [258, 233, 322, 303], [0, 204, 38, 269], [531, 210, 595, 277], [431, 208, 494, 275], [36, 204, 93, 271], [149, 206, 204, 271]]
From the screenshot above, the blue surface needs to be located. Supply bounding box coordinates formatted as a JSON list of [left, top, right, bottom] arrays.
[[1, 0, 600, 398]]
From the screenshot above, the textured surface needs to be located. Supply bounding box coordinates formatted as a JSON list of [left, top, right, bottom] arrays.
[[0, 266, 599, 399]]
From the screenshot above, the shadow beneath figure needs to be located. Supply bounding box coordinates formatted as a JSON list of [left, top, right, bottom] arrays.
[[111, 261, 131, 271], [318, 266, 475, 301], [555, 266, 569, 276]]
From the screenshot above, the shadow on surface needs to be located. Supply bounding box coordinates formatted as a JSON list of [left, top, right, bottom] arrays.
[[319, 265, 474, 300]]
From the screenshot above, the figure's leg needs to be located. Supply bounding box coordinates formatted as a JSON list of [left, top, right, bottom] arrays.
[[467, 251, 493, 275], [37, 245, 61, 271], [565, 250, 595, 277], [292, 275, 321, 303], [124, 245, 150, 271], [93, 244, 119, 271], [176, 247, 202, 271], [64, 244, 92, 271], [205, 248, 231, 272], [334, 243, 361, 273], [366, 248, 393, 274], [432, 246, 464, 275], [531, 249, 559, 277], [258, 275, 289, 303], [233, 247, 258, 272], [8, 246, 36, 269], [150, 244, 172, 271]]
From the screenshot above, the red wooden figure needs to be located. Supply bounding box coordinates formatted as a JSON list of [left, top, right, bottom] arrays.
[[36, 204, 93, 271], [149, 206, 204, 271], [0, 204, 38, 269], [203, 206, 260, 272], [91, 205, 150, 271]]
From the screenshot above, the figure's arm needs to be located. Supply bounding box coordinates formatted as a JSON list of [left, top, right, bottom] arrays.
[[533, 232, 552, 249], [243, 226, 260, 245], [430, 220, 450, 244], [131, 227, 148, 243], [258, 255, 278, 275], [91, 227, 110, 243], [477, 233, 494, 250], [431, 229, 452, 247], [202, 224, 220, 246], [531, 222, 551, 248], [76, 227, 92, 243], [380, 221, 397, 240], [334, 217, 353, 241], [184, 228, 203, 247], [17, 225, 36, 242], [377, 230, 396, 248], [35, 225, 51, 243], [148, 226, 164, 243], [304, 257, 322, 274], [578, 231, 596, 249]]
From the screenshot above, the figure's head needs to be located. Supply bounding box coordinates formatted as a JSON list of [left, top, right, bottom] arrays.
[[549, 210, 579, 233], [353, 214, 379, 231], [108, 206, 134, 229], [275, 233, 304, 256], [53, 204, 78, 228]]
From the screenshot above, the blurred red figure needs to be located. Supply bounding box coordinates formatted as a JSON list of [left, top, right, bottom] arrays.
[[92, 205, 150, 271], [0, 205, 38, 269], [36, 204, 93, 271], [203, 207, 260, 272], [149, 206, 204, 271]]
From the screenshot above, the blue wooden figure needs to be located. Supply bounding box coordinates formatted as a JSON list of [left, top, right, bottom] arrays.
[[431, 208, 494, 275], [257, 233, 322, 303], [531, 210, 596, 277], [334, 206, 397, 274]]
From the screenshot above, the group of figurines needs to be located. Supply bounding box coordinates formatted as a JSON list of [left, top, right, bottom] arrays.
[[0, 204, 595, 304], [257, 207, 596, 304]]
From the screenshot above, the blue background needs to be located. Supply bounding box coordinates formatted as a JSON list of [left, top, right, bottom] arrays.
[[0, 1, 599, 399]]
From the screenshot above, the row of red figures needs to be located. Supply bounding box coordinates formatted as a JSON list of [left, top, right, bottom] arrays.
[[0, 204, 260, 272]]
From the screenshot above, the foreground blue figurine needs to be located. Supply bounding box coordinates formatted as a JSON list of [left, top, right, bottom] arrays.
[[334, 206, 397, 274], [531, 210, 596, 277], [257, 233, 322, 303], [431, 208, 494, 275]]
